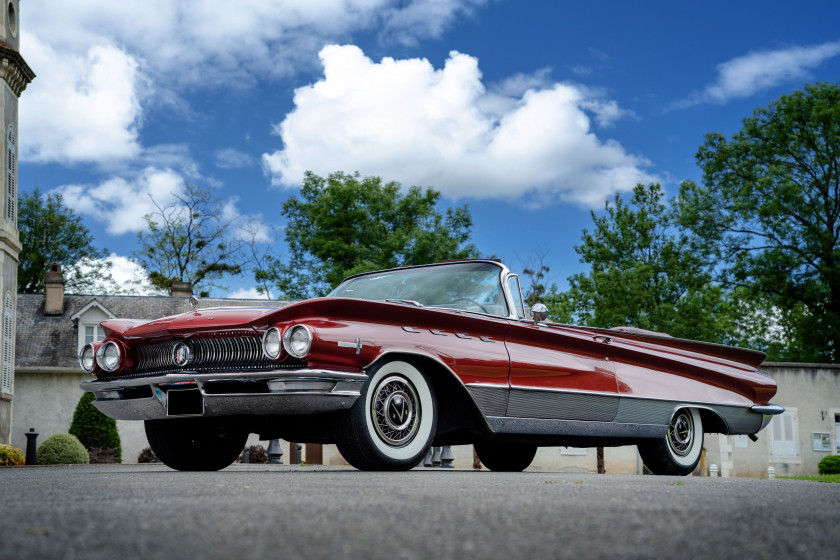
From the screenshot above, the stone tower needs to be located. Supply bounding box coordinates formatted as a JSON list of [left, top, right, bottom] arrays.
[[0, 0, 34, 444]]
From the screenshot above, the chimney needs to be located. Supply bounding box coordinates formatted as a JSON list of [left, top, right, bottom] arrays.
[[170, 281, 193, 297], [44, 262, 65, 315]]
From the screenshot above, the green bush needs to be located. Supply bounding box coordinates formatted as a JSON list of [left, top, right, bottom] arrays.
[[818, 455, 840, 475], [69, 392, 121, 462], [0, 443, 25, 466], [37, 433, 90, 465]]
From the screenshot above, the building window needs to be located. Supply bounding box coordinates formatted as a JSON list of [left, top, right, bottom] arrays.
[[7, 126, 15, 225], [84, 324, 105, 346], [2, 292, 13, 394], [769, 409, 798, 459]]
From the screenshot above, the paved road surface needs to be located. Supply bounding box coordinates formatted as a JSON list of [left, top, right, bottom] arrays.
[[3, 464, 838, 559]]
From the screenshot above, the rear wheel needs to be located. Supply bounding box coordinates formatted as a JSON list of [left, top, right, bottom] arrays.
[[474, 441, 537, 472], [145, 418, 247, 471], [335, 360, 436, 471], [639, 407, 703, 476]]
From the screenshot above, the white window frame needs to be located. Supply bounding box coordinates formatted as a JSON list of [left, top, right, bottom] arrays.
[[83, 324, 105, 346]]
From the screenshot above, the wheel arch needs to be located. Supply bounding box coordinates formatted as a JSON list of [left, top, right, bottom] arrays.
[[688, 405, 729, 434], [366, 351, 491, 441]]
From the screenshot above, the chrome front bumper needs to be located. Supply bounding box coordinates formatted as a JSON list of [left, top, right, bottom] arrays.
[[80, 368, 368, 421]]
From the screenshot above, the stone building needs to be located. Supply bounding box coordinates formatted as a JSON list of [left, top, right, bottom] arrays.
[[0, 0, 34, 444]]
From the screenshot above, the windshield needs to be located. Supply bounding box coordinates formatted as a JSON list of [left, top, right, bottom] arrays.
[[327, 262, 510, 317]]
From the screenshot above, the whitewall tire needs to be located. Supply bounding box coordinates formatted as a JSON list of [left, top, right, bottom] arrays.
[[639, 407, 704, 476], [335, 360, 436, 470]]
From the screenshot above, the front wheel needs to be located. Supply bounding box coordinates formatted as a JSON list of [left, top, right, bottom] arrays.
[[335, 360, 437, 471], [639, 407, 704, 476], [145, 418, 247, 471], [474, 441, 537, 472]]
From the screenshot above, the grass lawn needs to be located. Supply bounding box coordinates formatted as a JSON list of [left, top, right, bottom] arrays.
[[778, 474, 840, 483]]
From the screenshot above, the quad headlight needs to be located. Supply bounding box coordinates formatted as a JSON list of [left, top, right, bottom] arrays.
[[262, 327, 282, 360], [283, 325, 313, 358], [95, 341, 122, 372], [79, 343, 96, 373]]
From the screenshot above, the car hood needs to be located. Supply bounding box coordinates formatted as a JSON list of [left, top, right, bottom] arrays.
[[101, 306, 286, 340]]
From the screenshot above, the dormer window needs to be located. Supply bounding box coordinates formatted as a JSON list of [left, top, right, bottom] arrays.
[[70, 299, 115, 353]]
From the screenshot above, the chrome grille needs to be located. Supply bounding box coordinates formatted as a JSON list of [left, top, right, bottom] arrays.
[[97, 336, 305, 379]]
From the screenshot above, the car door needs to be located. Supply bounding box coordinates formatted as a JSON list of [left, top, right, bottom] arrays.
[[504, 321, 619, 422]]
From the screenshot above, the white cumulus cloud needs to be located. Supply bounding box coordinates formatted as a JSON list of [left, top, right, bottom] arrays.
[[262, 45, 653, 206], [51, 168, 185, 235], [673, 40, 840, 109], [20, 32, 144, 164], [21, 0, 484, 166]]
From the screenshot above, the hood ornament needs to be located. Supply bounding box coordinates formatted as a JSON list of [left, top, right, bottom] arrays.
[[189, 295, 199, 311]]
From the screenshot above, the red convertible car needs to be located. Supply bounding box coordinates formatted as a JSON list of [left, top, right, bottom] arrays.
[[79, 260, 783, 474]]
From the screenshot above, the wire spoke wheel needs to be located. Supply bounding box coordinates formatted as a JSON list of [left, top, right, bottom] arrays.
[[371, 375, 420, 447], [667, 409, 695, 457]]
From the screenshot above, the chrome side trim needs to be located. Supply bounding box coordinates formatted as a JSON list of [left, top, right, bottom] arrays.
[[486, 416, 668, 439]]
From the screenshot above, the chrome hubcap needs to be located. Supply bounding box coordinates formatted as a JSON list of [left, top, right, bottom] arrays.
[[371, 375, 420, 447], [668, 410, 694, 457]]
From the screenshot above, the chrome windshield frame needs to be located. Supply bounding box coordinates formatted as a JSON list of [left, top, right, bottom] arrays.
[[330, 260, 520, 320]]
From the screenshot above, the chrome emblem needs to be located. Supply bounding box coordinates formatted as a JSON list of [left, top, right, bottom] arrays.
[[172, 342, 192, 367]]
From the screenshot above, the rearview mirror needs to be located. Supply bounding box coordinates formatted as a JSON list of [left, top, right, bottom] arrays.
[[531, 303, 548, 325]]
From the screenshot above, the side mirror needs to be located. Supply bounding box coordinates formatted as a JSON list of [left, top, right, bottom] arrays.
[[531, 303, 548, 325]]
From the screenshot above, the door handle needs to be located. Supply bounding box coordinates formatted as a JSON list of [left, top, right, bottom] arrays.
[[593, 335, 612, 344]]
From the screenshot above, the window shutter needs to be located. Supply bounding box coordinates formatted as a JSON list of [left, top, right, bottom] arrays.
[[6, 127, 15, 225], [2, 292, 13, 394]]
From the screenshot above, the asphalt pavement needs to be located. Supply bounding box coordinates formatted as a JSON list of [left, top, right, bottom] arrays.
[[2, 464, 838, 560]]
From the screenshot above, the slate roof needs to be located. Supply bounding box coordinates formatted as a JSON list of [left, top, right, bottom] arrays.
[[16, 293, 292, 370]]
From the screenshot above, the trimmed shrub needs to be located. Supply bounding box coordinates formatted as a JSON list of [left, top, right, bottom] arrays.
[[137, 447, 156, 463], [37, 433, 90, 465], [818, 455, 840, 475], [0, 443, 25, 466], [69, 392, 121, 462]]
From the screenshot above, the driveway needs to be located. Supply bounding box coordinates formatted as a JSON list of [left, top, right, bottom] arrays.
[[3, 464, 838, 559]]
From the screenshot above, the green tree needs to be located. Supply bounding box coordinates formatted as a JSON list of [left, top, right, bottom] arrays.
[[17, 189, 113, 294], [133, 183, 244, 297], [267, 171, 479, 298], [681, 82, 840, 362], [552, 183, 734, 342], [69, 392, 122, 462]]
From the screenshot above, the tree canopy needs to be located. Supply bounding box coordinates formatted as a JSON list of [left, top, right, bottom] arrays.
[[18, 189, 113, 294], [548, 183, 737, 342], [133, 183, 244, 297], [680, 82, 840, 362], [266, 171, 479, 298]]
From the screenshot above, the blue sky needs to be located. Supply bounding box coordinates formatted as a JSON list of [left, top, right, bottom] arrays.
[[18, 0, 840, 297]]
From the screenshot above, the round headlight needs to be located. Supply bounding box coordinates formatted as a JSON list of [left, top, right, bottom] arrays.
[[95, 341, 122, 372], [283, 325, 312, 358], [262, 327, 282, 360], [79, 343, 95, 373]]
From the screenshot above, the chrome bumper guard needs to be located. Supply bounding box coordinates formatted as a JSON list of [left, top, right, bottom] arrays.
[[751, 403, 785, 432], [80, 368, 368, 421]]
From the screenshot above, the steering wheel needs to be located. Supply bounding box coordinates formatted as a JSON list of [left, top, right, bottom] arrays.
[[448, 297, 489, 314]]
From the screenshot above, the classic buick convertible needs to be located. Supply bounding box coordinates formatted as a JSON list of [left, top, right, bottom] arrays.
[[79, 260, 783, 474]]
